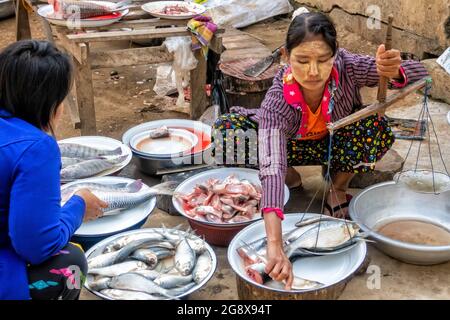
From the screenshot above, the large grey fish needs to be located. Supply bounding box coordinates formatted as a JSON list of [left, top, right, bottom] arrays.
[[58, 142, 122, 159], [285, 220, 361, 256], [154, 274, 193, 289], [61, 157, 87, 168], [109, 273, 176, 299], [89, 260, 148, 277], [192, 252, 212, 284], [61, 180, 143, 203], [100, 289, 160, 300], [174, 238, 196, 276], [60, 155, 127, 180]]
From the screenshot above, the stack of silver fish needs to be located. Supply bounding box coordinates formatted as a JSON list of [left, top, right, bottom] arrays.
[[237, 216, 368, 290], [86, 227, 213, 300], [59, 142, 126, 181]]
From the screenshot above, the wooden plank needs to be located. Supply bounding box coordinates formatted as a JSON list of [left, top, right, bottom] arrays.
[[329, 78, 430, 131], [74, 43, 97, 135], [90, 46, 173, 69], [190, 49, 208, 120], [209, 34, 224, 54], [66, 26, 190, 42], [15, 0, 31, 41], [64, 80, 81, 130], [54, 27, 84, 63], [94, 18, 191, 30]]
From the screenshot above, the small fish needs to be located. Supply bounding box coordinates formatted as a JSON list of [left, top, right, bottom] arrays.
[[58, 142, 122, 159], [89, 261, 148, 277], [60, 155, 127, 180], [154, 274, 193, 289], [130, 249, 158, 269], [100, 289, 160, 300], [132, 269, 164, 281], [192, 252, 212, 284], [174, 238, 196, 276], [109, 273, 176, 299], [88, 276, 111, 291], [167, 282, 197, 296], [61, 157, 86, 168], [103, 232, 165, 254]]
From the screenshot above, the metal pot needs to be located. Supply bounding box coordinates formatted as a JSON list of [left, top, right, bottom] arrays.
[[122, 119, 213, 175], [349, 181, 450, 265], [0, 0, 14, 20], [228, 213, 367, 300]]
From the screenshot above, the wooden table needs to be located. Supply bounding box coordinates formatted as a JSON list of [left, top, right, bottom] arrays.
[[16, 3, 224, 135]]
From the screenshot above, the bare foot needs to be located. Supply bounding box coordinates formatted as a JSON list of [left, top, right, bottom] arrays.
[[285, 167, 302, 189], [324, 188, 350, 218]]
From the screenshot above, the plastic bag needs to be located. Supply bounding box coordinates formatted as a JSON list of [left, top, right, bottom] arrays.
[[153, 64, 177, 97], [199, 0, 293, 28], [163, 36, 198, 106]]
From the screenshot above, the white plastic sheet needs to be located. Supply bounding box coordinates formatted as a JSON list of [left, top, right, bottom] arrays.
[[193, 0, 293, 28]]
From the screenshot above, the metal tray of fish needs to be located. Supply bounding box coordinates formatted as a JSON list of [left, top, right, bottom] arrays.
[[228, 213, 367, 294], [172, 167, 290, 227], [84, 227, 217, 300], [59, 136, 132, 183], [63, 177, 156, 237]]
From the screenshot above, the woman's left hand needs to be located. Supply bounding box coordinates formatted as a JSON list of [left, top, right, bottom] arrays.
[[376, 44, 402, 79]]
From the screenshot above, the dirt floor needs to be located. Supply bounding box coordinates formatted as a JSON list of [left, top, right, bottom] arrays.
[[1, 13, 449, 300]]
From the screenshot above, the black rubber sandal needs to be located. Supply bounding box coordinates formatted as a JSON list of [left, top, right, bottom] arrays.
[[323, 194, 353, 217]]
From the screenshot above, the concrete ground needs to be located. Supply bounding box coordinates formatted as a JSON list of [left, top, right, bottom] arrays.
[[81, 95, 450, 300]]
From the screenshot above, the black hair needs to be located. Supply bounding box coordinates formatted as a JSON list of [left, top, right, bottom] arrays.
[[286, 12, 338, 56], [0, 40, 73, 133]]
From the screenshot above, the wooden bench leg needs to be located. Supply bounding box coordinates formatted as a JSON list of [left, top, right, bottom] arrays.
[[73, 47, 97, 135], [190, 50, 208, 120], [15, 0, 32, 41], [64, 80, 81, 130]]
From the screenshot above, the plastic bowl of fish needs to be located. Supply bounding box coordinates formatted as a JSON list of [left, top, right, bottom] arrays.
[[37, 1, 129, 28], [228, 213, 368, 299], [172, 168, 290, 246], [58, 136, 132, 183], [122, 119, 213, 175], [63, 176, 160, 248], [350, 181, 450, 265], [84, 227, 217, 300]]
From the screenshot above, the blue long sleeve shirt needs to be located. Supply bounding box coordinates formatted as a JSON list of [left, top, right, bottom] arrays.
[[0, 109, 85, 300]]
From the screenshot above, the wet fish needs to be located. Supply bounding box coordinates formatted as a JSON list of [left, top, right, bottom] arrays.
[[132, 269, 164, 281], [167, 282, 197, 296], [154, 274, 193, 289], [285, 220, 361, 256], [60, 155, 127, 180], [192, 252, 212, 284], [174, 238, 196, 276], [88, 277, 111, 291], [103, 232, 165, 253], [100, 289, 159, 300], [61, 157, 86, 168], [58, 142, 122, 159], [89, 261, 148, 277], [53, 0, 131, 19], [109, 273, 176, 299], [130, 249, 158, 269], [61, 180, 143, 203], [88, 238, 163, 269]]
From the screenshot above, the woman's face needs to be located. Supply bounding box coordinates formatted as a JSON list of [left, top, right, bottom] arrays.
[[287, 38, 335, 92]]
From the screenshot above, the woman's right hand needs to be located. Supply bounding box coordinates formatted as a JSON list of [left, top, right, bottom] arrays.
[[265, 240, 294, 290], [74, 189, 108, 222]]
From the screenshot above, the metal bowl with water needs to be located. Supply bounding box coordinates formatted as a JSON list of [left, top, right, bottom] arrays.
[[349, 181, 450, 265]]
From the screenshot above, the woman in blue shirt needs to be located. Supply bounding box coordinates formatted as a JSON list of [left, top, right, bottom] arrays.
[[0, 40, 107, 300]]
